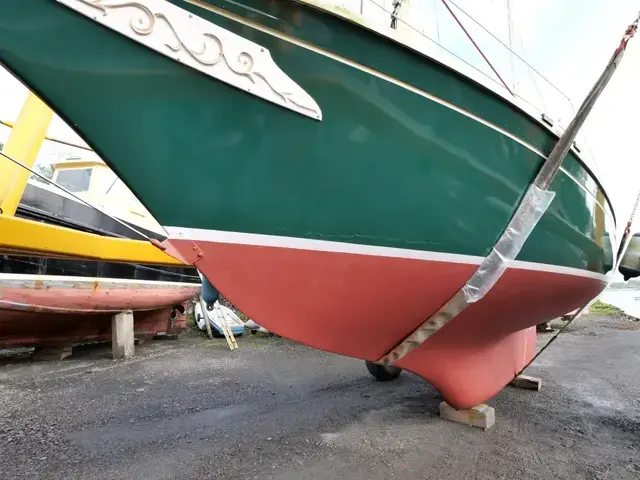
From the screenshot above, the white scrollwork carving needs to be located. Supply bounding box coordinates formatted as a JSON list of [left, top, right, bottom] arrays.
[[58, 0, 322, 120], [79, 0, 155, 34]]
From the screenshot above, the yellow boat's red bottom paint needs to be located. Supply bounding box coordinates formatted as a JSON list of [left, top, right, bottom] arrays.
[[166, 238, 607, 408], [0, 276, 200, 313], [0, 306, 189, 348]]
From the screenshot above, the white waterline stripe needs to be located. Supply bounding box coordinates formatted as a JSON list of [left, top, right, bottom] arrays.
[[0, 273, 201, 287], [164, 226, 610, 282], [511, 258, 608, 282], [165, 226, 486, 264], [184, 0, 614, 223]]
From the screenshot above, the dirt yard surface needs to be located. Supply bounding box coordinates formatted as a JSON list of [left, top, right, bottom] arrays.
[[1, 314, 639, 479]]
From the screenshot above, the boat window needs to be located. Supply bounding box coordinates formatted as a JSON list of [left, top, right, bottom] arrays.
[[56, 168, 92, 193]]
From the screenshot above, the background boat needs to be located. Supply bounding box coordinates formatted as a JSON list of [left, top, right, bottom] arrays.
[[0, 157, 201, 348]]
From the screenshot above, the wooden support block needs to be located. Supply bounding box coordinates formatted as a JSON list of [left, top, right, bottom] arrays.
[[112, 310, 134, 359], [509, 374, 542, 391], [439, 401, 495, 429]]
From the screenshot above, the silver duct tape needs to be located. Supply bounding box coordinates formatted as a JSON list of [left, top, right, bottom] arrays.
[[378, 184, 556, 366], [377, 290, 467, 365]]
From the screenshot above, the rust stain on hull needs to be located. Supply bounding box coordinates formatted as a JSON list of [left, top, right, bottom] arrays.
[[1, 277, 199, 314]]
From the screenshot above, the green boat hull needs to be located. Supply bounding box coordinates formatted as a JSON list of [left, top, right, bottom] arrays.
[[0, 0, 619, 407], [0, 0, 616, 270]]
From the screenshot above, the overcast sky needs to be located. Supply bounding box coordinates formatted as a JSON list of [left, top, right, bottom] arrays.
[[0, 0, 639, 237]]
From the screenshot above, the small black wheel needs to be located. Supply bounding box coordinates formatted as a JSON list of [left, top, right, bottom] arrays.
[[195, 313, 205, 331], [365, 360, 402, 381]]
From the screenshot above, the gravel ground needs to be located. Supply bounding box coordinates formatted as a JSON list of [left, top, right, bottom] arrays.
[[1, 314, 639, 480]]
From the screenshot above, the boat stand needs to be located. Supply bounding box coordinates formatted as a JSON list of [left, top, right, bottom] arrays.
[[112, 310, 135, 359], [509, 374, 542, 391], [439, 402, 495, 430]]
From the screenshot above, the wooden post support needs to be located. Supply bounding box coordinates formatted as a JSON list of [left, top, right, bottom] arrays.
[[112, 310, 134, 359], [439, 401, 495, 429], [509, 374, 542, 391]]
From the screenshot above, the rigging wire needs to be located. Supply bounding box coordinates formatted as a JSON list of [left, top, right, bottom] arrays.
[[432, 0, 441, 42], [530, 73, 549, 114], [0, 150, 153, 242], [365, 0, 551, 115], [444, 0, 575, 105], [371, 0, 612, 180], [505, 0, 516, 93], [366, 0, 516, 92], [439, 0, 514, 95], [513, 28, 550, 115]]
